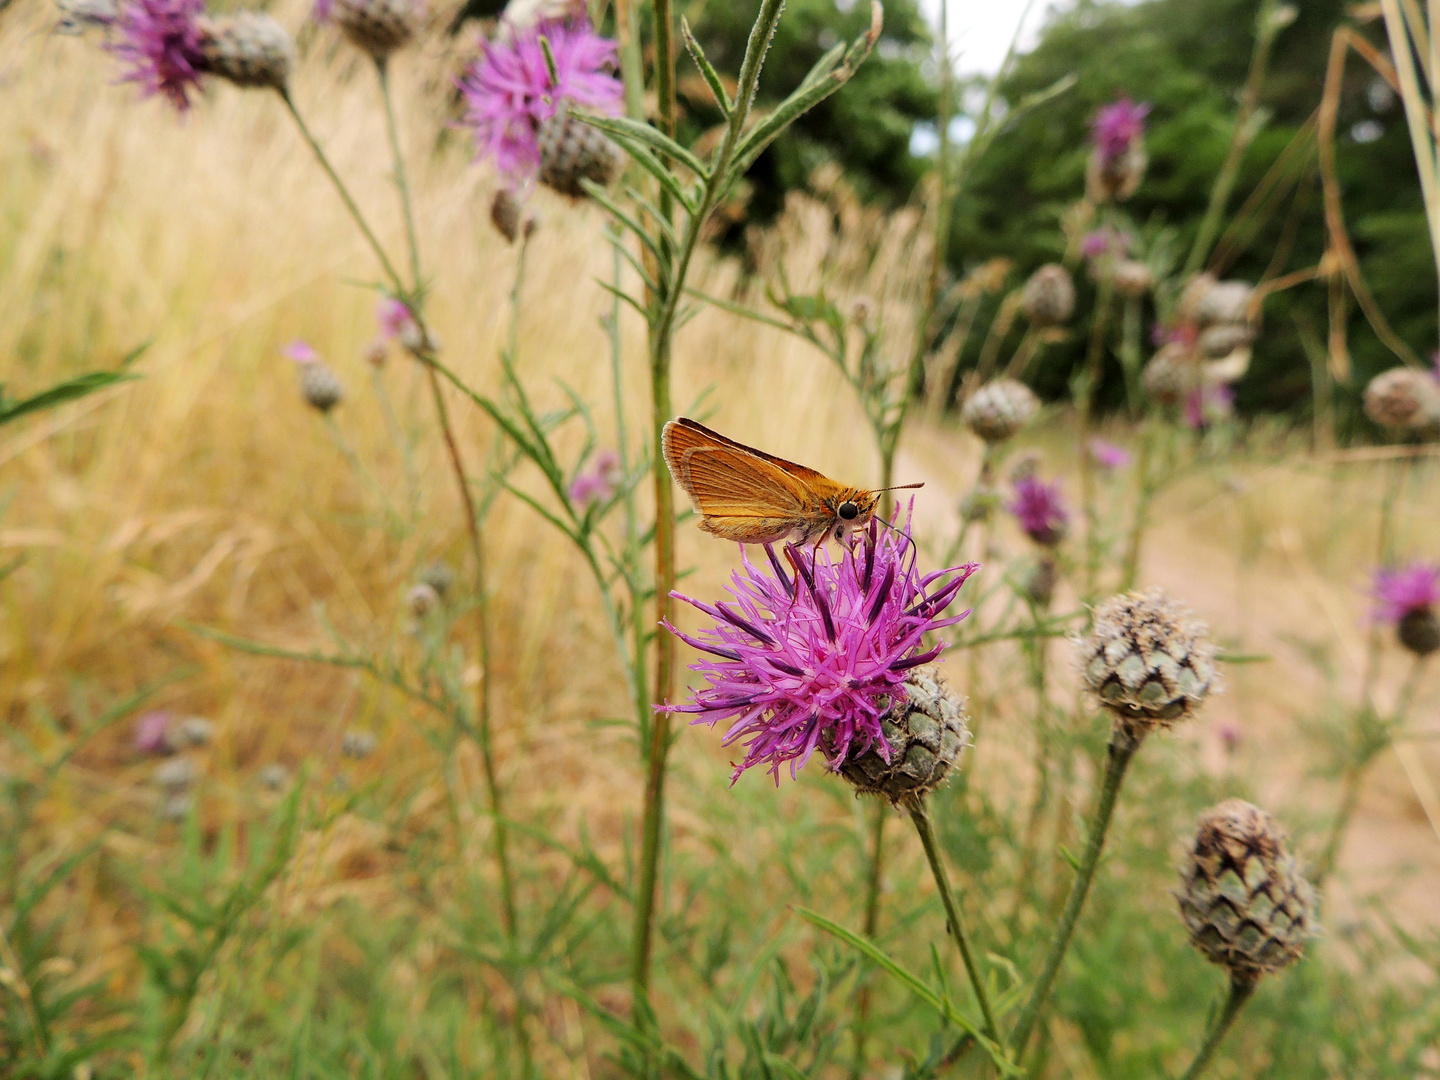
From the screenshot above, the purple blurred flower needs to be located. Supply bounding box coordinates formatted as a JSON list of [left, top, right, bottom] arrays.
[[134, 710, 174, 754], [1009, 473, 1069, 546], [283, 340, 320, 363], [1088, 438, 1131, 470], [1080, 227, 1129, 262], [1216, 721, 1242, 754], [1183, 383, 1235, 430], [1091, 97, 1150, 166], [568, 450, 620, 507], [377, 297, 417, 340], [662, 512, 978, 785], [458, 18, 623, 183], [107, 0, 207, 112], [1371, 563, 1440, 624]]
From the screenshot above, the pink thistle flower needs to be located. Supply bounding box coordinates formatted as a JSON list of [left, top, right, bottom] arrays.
[[1091, 97, 1151, 166], [107, 0, 207, 111], [1080, 226, 1129, 262], [133, 710, 174, 754], [1371, 563, 1440, 624], [1216, 721, 1242, 754], [282, 340, 320, 363], [458, 18, 623, 183], [1183, 383, 1235, 430], [568, 449, 620, 507], [377, 297, 418, 340], [1088, 438, 1131, 470], [662, 511, 978, 786], [1008, 473, 1069, 546]]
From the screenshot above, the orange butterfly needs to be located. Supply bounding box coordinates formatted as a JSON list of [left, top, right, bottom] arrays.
[[661, 417, 921, 546]]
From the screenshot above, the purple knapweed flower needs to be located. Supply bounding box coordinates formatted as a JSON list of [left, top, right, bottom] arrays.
[[107, 0, 207, 111], [1184, 383, 1235, 430], [458, 18, 623, 183], [1371, 563, 1440, 624], [661, 512, 978, 785], [1216, 720, 1242, 754], [283, 340, 320, 363], [1088, 438, 1131, 470], [1091, 97, 1151, 166], [133, 710, 174, 754], [377, 297, 418, 340], [1009, 473, 1069, 546], [1081, 226, 1129, 262], [569, 450, 620, 507]]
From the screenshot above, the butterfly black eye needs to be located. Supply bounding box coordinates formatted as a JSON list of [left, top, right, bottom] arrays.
[[838, 501, 859, 521]]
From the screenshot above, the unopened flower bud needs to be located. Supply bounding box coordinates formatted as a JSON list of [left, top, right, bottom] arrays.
[[1196, 280, 1255, 326], [961, 379, 1040, 443], [1113, 259, 1153, 298], [1078, 589, 1217, 735], [838, 666, 970, 806], [197, 12, 294, 92], [407, 582, 440, 617], [490, 188, 523, 243], [324, 0, 418, 60], [537, 107, 622, 198], [342, 729, 378, 758], [1363, 367, 1440, 433], [1021, 264, 1075, 327], [1176, 799, 1315, 983]]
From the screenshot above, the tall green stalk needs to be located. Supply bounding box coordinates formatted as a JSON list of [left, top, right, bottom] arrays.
[[372, 64, 531, 1074]]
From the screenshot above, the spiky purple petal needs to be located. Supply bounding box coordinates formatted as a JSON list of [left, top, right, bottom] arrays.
[[1371, 563, 1440, 624], [107, 0, 207, 111]]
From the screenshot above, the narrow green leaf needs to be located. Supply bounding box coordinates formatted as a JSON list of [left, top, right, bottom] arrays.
[[581, 113, 709, 180], [681, 16, 733, 116]]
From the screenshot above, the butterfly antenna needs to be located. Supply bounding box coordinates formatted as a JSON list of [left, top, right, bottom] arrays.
[[872, 513, 918, 558], [873, 482, 924, 493]]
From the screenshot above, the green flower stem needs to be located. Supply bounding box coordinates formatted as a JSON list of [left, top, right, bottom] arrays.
[[1119, 294, 1144, 420], [908, 800, 1001, 1047], [630, 0, 790, 1000], [1009, 722, 1143, 1058], [1177, 976, 1258, 1080], [277, 88, 405, 296], [376, 59, 423, 292], [1119, 415, 1161, 592], [1079, 273, 1115, 603], [848, 800, 889, 1079]]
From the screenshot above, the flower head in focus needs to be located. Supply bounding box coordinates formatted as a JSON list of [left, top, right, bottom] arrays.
[[1009, 473, 1069, 546], [459, 18, 623, 184], [1088, 437, 1131, 470], [107, 0, 207, 111], [1371, 563, 1440, 624], [1091, 97, 1150, 166], [568, 450, 620, 507], [662, 510, 978, 785]]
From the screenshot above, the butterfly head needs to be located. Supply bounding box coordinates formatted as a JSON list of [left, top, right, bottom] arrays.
[[828, 488, 879, 542]]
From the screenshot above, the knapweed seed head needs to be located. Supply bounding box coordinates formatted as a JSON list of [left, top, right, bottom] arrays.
[[317, 0, 420, 60], [1142, 340, 1198, 407], [1021, 263, 1075, 327], [1008, 473, 1068, 547], [1196, 280, 1254, 327], [1113, 259, 1153, 298], [459, 18, 623, 191], [197, 11, 294, 92], [662, 512, 978, 785], [838, 665, 971, 806], [1363, 366, 1440, 435], [407, 581, 440, 617], [1078, 588, 1216, 735], [1372, 563, 1440, 657], [1176, 799, 1315, 984], [107, 0, 207, 111], [961, 378, 1040, 443], [285, 342, 344, 413], [1198, 322, 1254, 360]]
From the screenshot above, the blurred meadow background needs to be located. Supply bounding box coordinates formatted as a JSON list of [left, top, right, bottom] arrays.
[[2, 0, 1440, 1076]]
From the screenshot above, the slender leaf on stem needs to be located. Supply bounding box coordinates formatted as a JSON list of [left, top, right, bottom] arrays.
[[681, 16, 733, 116], [581, 113, 710, 179]]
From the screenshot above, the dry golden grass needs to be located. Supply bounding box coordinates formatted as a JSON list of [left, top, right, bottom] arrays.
[[2, 0, 1439, 1057]]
